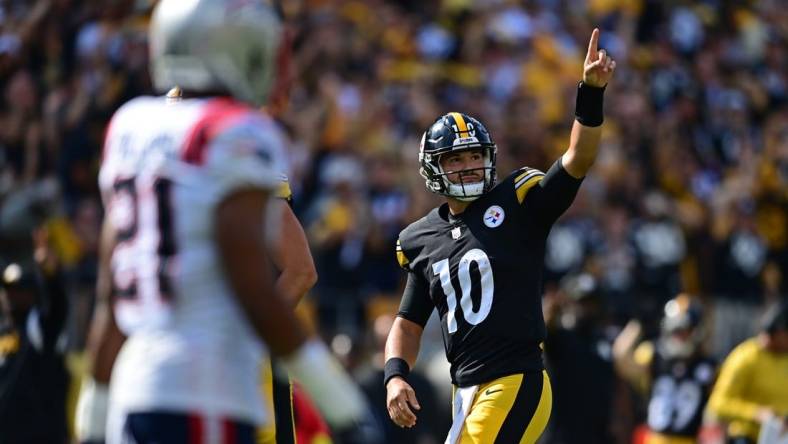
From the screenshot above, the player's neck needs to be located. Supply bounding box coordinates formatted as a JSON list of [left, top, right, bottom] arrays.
[[446, 198, 471, 215]]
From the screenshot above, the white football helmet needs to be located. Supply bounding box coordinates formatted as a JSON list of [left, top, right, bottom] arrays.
[[149, 0, 283, 107]]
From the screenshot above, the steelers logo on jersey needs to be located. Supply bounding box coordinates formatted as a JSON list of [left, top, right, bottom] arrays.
[[483, 205, 505, 228]]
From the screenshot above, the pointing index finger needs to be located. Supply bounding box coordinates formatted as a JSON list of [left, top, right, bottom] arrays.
[[587, 28, 600, 62]]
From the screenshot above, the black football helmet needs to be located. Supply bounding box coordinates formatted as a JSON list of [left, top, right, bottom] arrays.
[[419, 112, 497, 201]]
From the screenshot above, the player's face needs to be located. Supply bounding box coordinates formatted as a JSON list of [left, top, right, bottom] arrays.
[[439, 149, 485, 185]]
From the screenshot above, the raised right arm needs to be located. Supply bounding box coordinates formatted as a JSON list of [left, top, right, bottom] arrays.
[[612, 319, 651, 391]]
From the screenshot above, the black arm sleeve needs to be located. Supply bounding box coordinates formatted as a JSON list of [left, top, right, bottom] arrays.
[[523, 157, 584, 233], [396, 271, 433, 328], [39, 271, 68, 350]]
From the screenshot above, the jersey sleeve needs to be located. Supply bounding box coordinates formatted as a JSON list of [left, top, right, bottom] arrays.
[[395, 239, 410, 271], [202, 116, 289, 203], [98, 98, 138, 199], [396, 271, 433, 328], [513, 167, 546, 204], [276, 175, 294, 206], [517, 157, 583, 232], [395, 235, 433, 327]]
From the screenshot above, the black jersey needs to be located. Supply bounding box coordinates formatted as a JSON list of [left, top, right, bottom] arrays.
[[646, 346, 717, 437], [0, 273, 69, 443], [396, 159, 583, 387]]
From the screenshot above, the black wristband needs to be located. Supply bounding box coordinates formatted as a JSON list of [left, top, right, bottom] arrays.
[[575, 81, 605, 127], [383, 358, 410, 387]]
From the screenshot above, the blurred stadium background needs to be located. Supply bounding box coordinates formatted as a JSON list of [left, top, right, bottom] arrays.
[[0, 0, 785, 443]]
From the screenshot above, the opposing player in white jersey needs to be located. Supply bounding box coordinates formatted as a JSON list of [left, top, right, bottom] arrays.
[[75, 1, 370, 443]]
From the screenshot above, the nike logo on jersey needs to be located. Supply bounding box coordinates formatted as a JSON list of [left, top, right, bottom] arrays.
[[485, 388, 503, 396]]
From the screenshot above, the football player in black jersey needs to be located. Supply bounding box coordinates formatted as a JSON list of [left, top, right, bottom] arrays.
[[383, 29, 616, 443], [613, 294, 717, 444]]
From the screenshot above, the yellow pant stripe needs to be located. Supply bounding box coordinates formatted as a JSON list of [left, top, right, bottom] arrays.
[[258, 359, 276, 444], [521, 371, 552, 444], [455, 371, 552, 444], [461, 374, 523, 442], [257, 358, 296, 444]]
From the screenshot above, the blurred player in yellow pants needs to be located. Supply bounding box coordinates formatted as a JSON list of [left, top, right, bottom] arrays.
[[258, 177, 319, 444]]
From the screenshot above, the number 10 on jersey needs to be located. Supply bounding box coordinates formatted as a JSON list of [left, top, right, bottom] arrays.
[[432, 249, 494, 334]]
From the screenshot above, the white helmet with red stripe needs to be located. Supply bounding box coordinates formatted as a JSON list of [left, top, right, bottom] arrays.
[[149, 0, 282, 107]]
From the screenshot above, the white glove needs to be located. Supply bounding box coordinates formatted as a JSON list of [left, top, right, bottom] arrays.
[[74, 377, 110, 442], [281, 338, 367, 428], [758, 417, 788, 444]]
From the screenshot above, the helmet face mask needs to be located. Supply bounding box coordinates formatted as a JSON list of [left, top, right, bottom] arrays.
[[419, 113, 497, 201], [150, 0, 283, 107]]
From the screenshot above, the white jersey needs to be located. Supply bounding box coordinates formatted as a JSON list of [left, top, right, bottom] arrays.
[[98, 96, 287, 427]]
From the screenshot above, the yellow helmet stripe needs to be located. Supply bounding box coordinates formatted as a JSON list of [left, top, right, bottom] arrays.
[[450, 112, 469, 134]]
